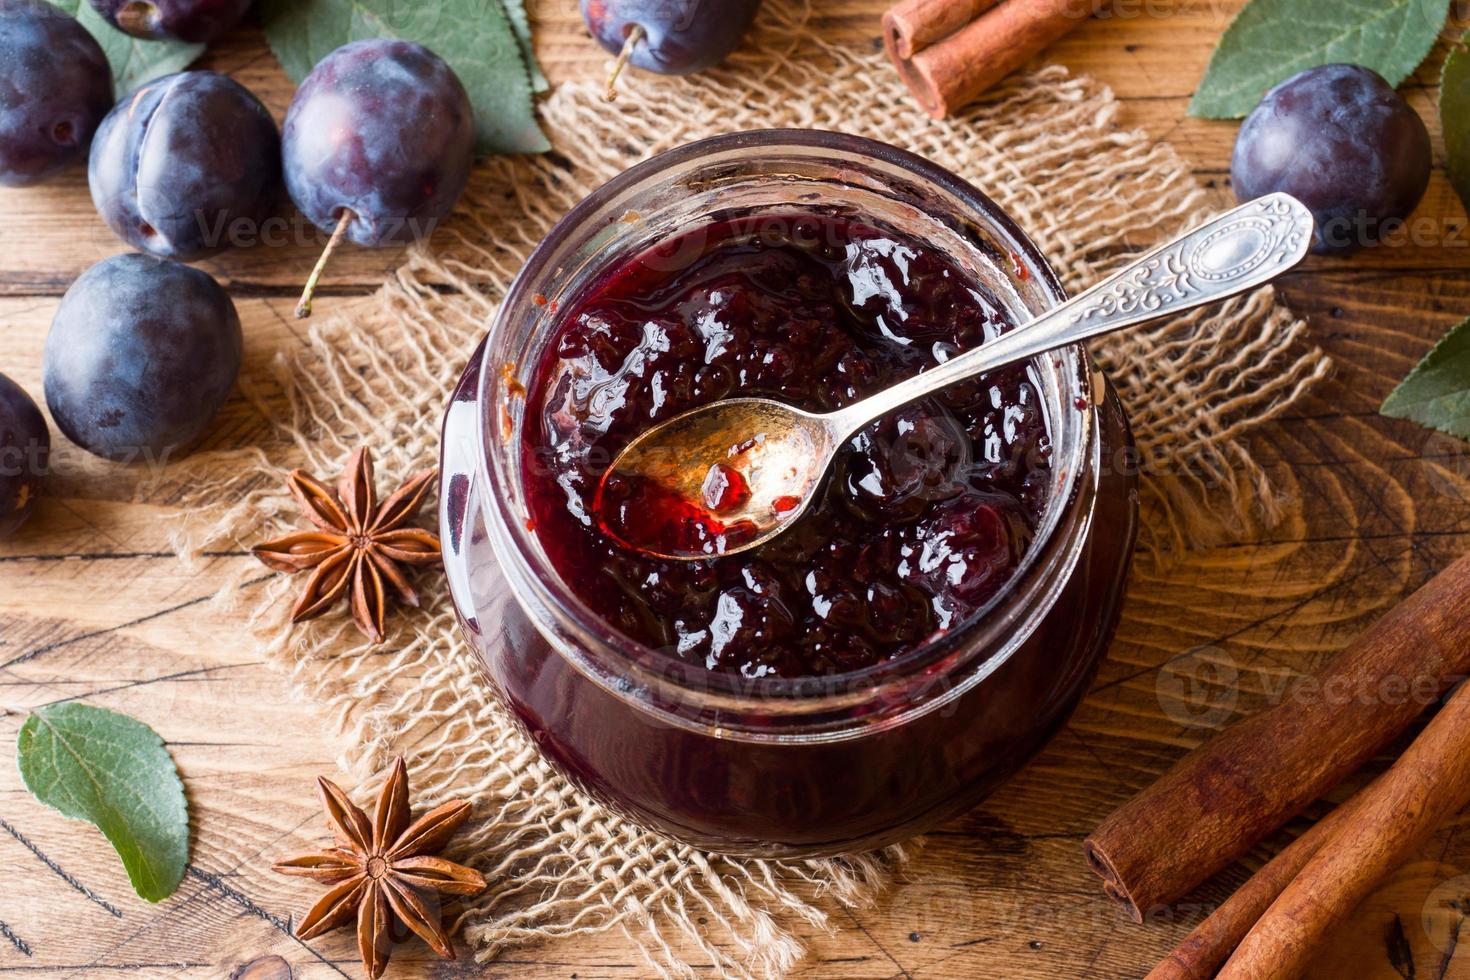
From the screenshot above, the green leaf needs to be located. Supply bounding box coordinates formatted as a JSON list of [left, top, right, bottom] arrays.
[[1444, 34, 1470, 216], [501, 0, 548, 93], [1190, 0, 1449, 119], [1382, 317, 1470, 440], [16, 704, 189, 904], [46, 0, 203, 94], [259, 0, 549, 156]]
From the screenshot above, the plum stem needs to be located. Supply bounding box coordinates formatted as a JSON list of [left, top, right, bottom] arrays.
[[296, 212, 353, 320], [117, 1, 162, 36], [604, 24, 645, 102]]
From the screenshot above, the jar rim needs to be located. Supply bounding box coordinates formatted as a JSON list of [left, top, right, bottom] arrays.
[[475, 129, 1098, 720]]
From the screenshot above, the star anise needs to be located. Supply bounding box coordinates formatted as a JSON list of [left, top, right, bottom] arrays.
[[253, 447, 441, 643], [274, 757, 487, 979]]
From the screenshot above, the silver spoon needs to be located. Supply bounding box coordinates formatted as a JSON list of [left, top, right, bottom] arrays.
[[594, 192, 1315, 560]]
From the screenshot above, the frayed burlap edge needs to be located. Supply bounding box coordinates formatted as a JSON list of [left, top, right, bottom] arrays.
[[175, 3, 1329, 977]]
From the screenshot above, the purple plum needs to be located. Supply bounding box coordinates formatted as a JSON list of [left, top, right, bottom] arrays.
[[581, 0, 762, 76], [1232, 64, 1431, 254], [0, 372, 48, 539], [282, 39, 475, 249], [44, 254, 242, 462], [89, 71, 281, 261], [88, 0, 253, 43], [0, 0, 112, 186]]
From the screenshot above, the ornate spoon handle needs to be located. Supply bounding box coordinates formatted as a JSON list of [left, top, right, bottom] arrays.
[[830, 192, 1315, 435]]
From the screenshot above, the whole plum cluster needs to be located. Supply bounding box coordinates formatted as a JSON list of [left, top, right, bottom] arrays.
[[0, 1, 476, 539], [0, 0, 773, 542]]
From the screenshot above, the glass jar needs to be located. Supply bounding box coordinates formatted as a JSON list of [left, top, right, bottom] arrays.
[[440, 130, 1138, 858]]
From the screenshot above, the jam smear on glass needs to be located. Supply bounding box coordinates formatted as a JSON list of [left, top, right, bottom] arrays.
[[522, 213, 1052, 679]]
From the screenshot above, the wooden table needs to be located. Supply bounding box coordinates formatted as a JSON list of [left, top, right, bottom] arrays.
[[3, 3, 1469, 978]]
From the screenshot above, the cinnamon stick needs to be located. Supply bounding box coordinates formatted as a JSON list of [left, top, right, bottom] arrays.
[[1218, 679, 1470, 979], [883, 0, 997, 60], [1145, 787, 1369, 980], [1086, 551, 1470, 922], [885, 0, 1095, 118]]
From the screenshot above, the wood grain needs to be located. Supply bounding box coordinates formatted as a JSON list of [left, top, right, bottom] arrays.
[[2, 2, 1470, 978]]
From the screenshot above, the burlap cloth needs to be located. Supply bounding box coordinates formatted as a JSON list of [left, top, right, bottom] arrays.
[[181, 3, 1331, 976]]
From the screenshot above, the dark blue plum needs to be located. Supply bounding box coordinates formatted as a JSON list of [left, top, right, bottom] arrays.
[[89, 71, 281, 261], [44, 254, 242, 463], [0, 372, 48, 539], [581, 0, 762, 76], [282, 39, 475, 249], [88, 0, 252, 43], [1232, 64, 1430, 255], [0, 0, 113, 186]]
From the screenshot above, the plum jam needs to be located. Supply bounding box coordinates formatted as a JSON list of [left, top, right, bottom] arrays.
[[444, 130, 1139, 855], [522, 214, 1052, 679]]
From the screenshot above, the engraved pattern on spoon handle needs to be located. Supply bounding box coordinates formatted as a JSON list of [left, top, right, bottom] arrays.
[[827, 192, 1315, 438]]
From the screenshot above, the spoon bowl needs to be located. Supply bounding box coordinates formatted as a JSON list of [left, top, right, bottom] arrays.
[[596, 192, 1315, 560], [594, 398, 841, 558]]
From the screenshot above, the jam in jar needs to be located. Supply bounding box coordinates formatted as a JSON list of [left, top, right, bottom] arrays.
[[441, 131, 1138, 856], [523, 214, 1052, 679]]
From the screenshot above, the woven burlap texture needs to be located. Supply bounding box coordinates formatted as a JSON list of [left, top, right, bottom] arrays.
[[182, 3, 1331, 977]]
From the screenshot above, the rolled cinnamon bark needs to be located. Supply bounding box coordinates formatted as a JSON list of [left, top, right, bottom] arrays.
[[882, 0, 998, 60], [1218, 679, 1470, 979], [1086, 551, 1470, 922], [886, 0, 1095, 118], [1145, 788, 1368, 980]]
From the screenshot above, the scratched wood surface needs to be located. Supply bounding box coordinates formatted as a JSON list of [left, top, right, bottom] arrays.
[[3, 2, 1470, 978]]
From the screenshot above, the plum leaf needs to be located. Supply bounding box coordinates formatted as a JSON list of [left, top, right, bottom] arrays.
[[16, 704, 189, 903], [1191, 0, 1448, 119]]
